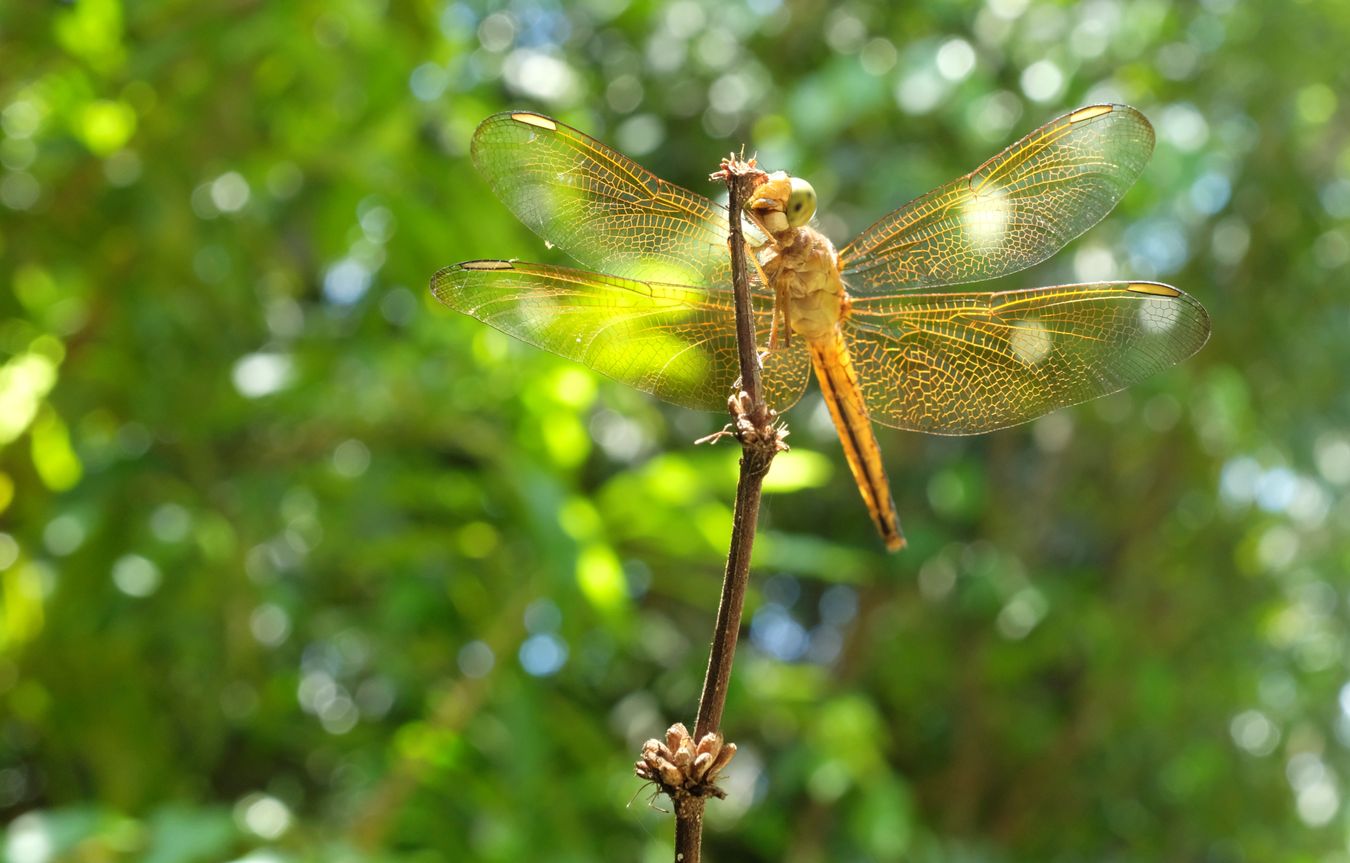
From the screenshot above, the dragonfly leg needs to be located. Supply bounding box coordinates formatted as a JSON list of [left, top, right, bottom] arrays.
[[770, 278, 792, 350], [736, 210, 791, 350], [748, 253, 788, 351]]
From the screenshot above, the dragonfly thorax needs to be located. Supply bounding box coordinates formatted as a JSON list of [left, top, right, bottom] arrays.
[[764, 227, 846, 342]]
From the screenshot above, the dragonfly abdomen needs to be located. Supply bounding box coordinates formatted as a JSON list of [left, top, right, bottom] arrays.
[[807, 327, 905, 552]]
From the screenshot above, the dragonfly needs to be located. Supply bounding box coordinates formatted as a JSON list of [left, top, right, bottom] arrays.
[[432, 105, 1210, 552]]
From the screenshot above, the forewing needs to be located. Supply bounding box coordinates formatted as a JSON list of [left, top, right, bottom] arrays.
[[471, 112, 734, 287], [840, 104, 1155, 293], [431, 260, 810, 413], [845, 282, 1209, 434]]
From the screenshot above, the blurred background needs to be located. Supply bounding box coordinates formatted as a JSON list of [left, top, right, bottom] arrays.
[[1, 0, 1348, 860]]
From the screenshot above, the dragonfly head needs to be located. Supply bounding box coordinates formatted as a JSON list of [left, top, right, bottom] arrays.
[[747, 172, 817, 234]]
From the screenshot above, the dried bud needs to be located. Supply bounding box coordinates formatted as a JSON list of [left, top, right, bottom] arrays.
[[659, 760, 683, 788], [666, 723, 687, 752], [695, 732, 721, 758], [692, 751, 714, 781], [709, 741, 737, 780], [634, 722, 734, 802]]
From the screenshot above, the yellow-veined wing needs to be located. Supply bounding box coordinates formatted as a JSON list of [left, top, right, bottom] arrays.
[[431, 260, 811, 412], [471, 112, 740, 288], [840, 104, 1155, 293], [844, 281, 1209, 434]]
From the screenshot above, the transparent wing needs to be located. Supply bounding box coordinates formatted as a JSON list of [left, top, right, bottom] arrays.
[[844, 281, 1209, 434], [431, 260, 810, 412], [471, 112, 737, 287], [839, 104, 1155, 294]]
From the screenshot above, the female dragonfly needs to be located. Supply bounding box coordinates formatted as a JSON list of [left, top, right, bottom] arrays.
[[432, 105, 1209, 551]]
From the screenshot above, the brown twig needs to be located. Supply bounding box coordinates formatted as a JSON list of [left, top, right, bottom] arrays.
[[721, 161, 770, 427], [637, 155, 786, 863]]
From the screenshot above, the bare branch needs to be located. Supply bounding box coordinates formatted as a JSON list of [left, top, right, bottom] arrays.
[[643, 154, 787, 863]]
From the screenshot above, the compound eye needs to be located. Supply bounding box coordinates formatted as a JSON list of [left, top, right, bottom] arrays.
[[785, 177, 817, 227]]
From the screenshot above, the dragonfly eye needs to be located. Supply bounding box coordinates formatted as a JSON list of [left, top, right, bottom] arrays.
[[786, 177, 817, 227]]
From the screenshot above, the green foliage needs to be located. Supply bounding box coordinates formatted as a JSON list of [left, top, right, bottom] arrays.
[[2, 0, 1349, 860]]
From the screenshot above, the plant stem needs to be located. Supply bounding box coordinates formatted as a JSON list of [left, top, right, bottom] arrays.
[[694, 435, 774, 740], [674, 793, 707, 863], [673, 157, 781, 863], [724, 164, 767, 426]]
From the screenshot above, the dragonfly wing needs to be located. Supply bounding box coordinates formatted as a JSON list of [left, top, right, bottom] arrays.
[[845, 282, 1209, 434], [839, 104, 1155, 293], [471, 112, 738, 288], [431, 260, 810, 413]]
